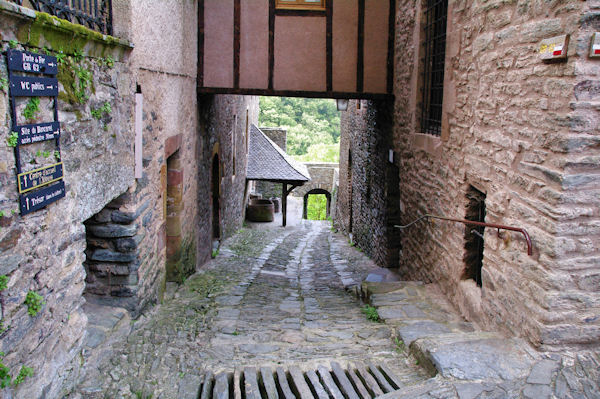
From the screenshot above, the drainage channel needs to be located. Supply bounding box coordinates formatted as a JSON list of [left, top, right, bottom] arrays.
[[199, 361, 405, 399]]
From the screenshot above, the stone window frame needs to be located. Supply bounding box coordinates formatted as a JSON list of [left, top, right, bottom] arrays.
[[411, 0, 454, 154], [275, 0, 326, 11]]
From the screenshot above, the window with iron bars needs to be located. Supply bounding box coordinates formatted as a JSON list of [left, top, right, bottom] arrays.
[[420, 0, 447, 136], [11, 0, 113, 35]]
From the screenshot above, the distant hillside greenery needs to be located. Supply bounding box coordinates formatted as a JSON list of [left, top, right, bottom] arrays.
[[259, 97, 340, 163]]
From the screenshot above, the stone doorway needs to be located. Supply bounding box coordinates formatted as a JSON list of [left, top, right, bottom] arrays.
[[303, 189, 331, 220], [83, 194, 140, 313], [211, 153, 221, 241], [166, 149, 184, 282]]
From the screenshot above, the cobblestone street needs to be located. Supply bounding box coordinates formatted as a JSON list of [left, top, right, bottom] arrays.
[[71, 221, 600, 399]]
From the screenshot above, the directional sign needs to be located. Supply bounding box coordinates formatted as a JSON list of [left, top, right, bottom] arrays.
[[7, 49, 58, 75], [14, 121, 60, 146], [9, 75, 58, 97], [19, 180, 65, 216], [17, 163, 63, 194]]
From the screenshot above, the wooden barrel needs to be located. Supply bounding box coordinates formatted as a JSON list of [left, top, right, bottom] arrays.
[[247, 199, 274, 222]]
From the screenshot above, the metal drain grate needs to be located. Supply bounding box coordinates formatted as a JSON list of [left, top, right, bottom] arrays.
[[199, 361, 404, 399]]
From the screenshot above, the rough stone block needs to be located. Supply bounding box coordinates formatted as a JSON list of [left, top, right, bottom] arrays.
[[526, 360, 559, 385], [410, 333, 537, 381], [397, 321, 453, 346], [90, 249, 137, 263], [88, 224, 138, 238]]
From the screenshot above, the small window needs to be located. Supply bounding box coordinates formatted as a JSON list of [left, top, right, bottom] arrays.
[[420, 0, 448, 136], [276, 0, 326, 10]]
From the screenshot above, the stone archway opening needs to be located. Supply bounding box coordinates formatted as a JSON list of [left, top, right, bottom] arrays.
[[303, 188, 331, 221], [83, 193, 140, 313]]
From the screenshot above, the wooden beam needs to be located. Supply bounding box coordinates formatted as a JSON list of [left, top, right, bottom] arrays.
[[326, 0, 333, 92], [357, 0, 365, 92], [198, 0, 204, 87], [198, 87, 394, 101], [282, 182, 287, 227], [269, 0, 275, 90], [234, 0, 241, 89]]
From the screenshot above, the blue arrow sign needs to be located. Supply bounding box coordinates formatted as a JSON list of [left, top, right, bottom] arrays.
[[9, 75, 58, 97], [19, 180, 66, 216], [7, 49, 58, 75], [14, 121, 60, 146]]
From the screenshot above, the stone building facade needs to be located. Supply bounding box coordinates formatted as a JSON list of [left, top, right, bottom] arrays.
[[292, 162, 340, 220], [336, 100, 401, 268], [0, 1, 257, 397], [338, 0, 600, 348]]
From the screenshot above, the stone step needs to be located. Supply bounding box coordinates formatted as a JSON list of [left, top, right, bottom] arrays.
[[410, 332, 538, 380], [197, 361, 420, 399]]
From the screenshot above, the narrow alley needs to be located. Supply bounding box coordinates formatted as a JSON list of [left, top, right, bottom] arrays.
[[72, 220, 599, 399], [75, 221, 426, 397]]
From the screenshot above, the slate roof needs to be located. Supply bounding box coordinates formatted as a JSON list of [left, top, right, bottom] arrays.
[[247, 124, 310, 183]]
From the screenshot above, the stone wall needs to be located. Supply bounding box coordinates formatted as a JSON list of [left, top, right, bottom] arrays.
[[198, 94, 260, 259], [391, 0, 599, 347], [336, 100, 400, 268], [0, 2, 134, 397], [254, 127, 287, 201], [292, 162, 339, 220], [0, 1, 259, 397]]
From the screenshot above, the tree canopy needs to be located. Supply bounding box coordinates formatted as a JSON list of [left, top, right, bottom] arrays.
[[259, 97, 340, 163]]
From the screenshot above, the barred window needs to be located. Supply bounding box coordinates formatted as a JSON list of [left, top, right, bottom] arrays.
[[420, 0, 448, 136], [275, 0, 325, 11]]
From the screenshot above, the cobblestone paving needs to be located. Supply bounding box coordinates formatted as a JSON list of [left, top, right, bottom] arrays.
[[71, 222, 426, 398], [69, 221, 600, 399]]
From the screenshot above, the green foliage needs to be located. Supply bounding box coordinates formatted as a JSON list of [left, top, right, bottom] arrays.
[[91, 101, 111, 119], [22, 97, 40, 121], [8, 40, 18, 49], [294, 142, 339, 163], [306, 194, 327, 220], [0, 276, 7, 292], [259, 97, 340, 159], [54, 150, 61, 161], [211, 249, 219, 258], [0, 353, 32, 389], [0, 78, 8, 93], [103, 55, 114, 68], [54, 50, 66, 65], [72, 48, 84, 62], [361, 305, 380, 322], [0, 355, 10, 389], [135, 391, 153, 399], [394, 337, 406, 353], [6, 132, 18, 148], [12, 366, 33, 386], [42, 150, 51, 158], [74, 65, 92, 103], [24, 291, 44, 317]]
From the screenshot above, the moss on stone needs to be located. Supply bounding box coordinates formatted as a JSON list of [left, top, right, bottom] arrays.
[[21, 11, 123, 53], [166, 236, 197, 284]]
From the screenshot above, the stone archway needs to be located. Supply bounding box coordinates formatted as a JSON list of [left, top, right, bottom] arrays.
[[303, 188, 332, 220]]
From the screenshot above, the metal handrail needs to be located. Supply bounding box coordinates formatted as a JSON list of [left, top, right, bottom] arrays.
[[394, 214, 533, 256]]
